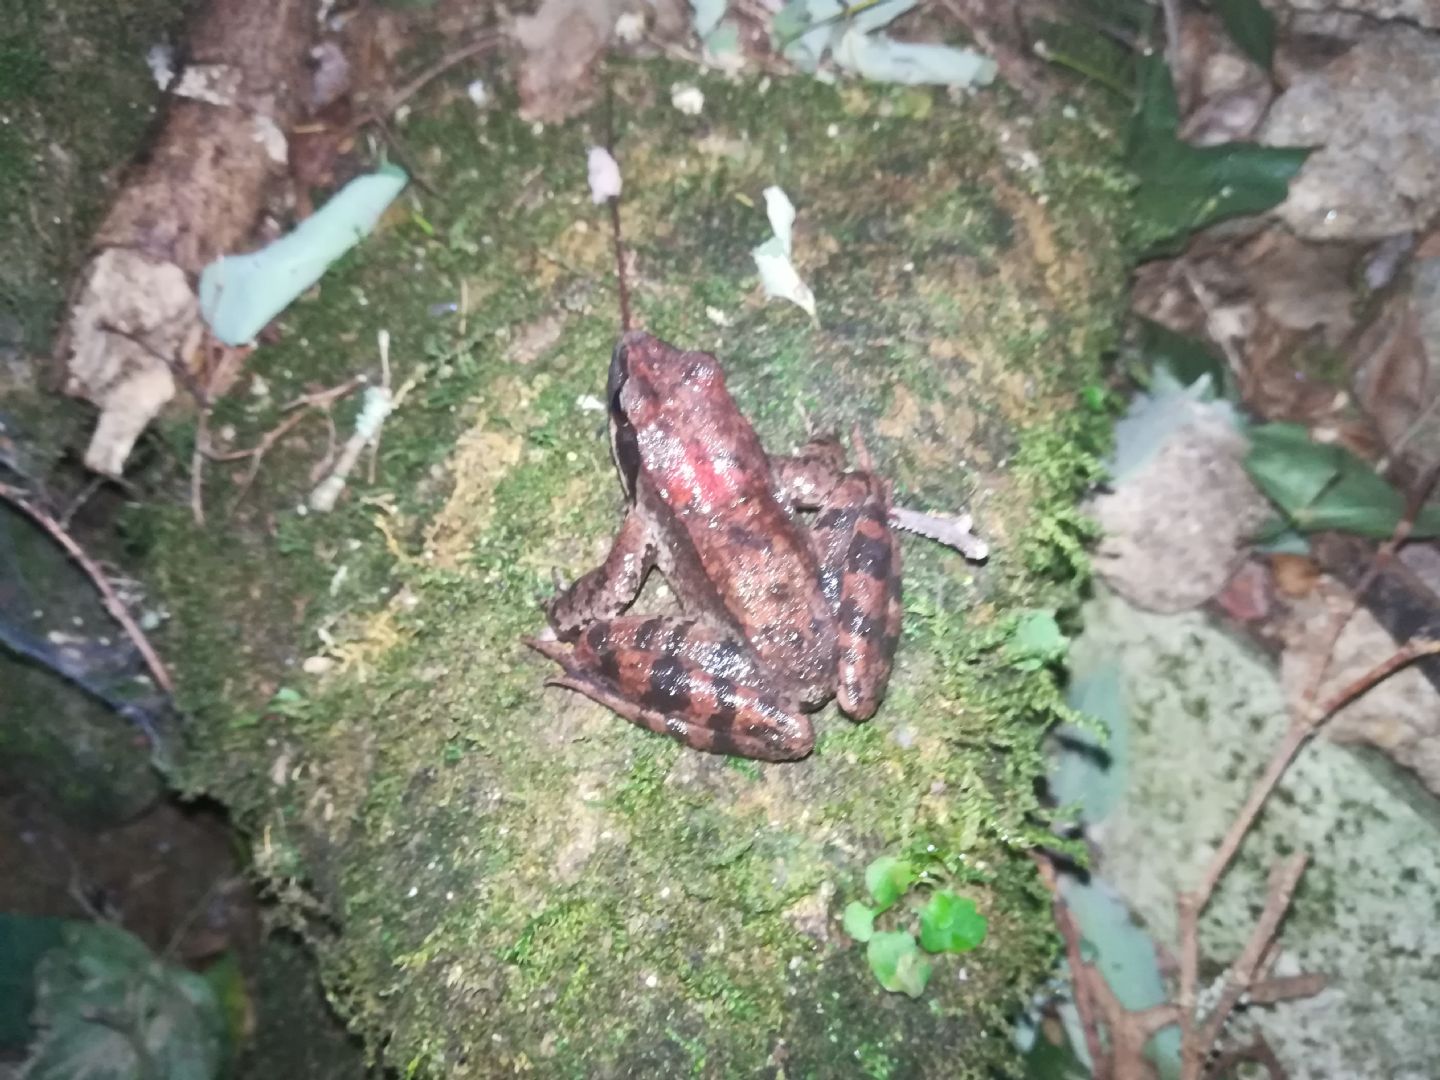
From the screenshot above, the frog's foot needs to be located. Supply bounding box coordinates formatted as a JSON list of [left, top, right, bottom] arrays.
[[525, 620, 815, 762]]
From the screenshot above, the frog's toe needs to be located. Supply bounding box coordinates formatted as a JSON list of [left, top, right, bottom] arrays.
[[523, 634, 570, 666]]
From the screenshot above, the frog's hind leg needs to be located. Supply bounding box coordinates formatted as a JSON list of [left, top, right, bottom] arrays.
[[546, 509, 656, 641], [525, 617, 814, 761], [810, 472, 903, 721]]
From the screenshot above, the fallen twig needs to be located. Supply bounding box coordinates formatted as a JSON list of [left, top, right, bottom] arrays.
[[204, 374, 365, 513], [1190, 855, 1308, 1074], [0, 480, 172, 695], [349, 32, 501, 133], [1033, 856, 1108, 1076]]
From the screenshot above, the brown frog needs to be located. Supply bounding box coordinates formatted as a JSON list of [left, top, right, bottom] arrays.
[[526, 330, 902, 761]]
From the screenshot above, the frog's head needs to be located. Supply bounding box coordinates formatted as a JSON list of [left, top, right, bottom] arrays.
[[607, 330, 726, 498]]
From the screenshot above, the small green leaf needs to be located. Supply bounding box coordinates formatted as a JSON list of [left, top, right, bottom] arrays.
[[864, 855, 916, 911], [866, 931, 932, 997], [1127, 55, 1309, 255], [918, 891, 988, 954], [1213, 0, 1275, 68], [843, 901, 877, 942], [1079, 384, 1109, 413], [1007, 610, 1068, 671]]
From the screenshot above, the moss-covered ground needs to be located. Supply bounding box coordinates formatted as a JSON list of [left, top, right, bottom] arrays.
[[59, 52, 1126, 1078]]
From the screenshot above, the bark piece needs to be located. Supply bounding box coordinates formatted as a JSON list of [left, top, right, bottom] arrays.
[[58, 0, 314, 475]]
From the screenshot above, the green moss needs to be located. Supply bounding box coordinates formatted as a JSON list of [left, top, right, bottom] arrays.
[[125, 59, 1133, 1077]]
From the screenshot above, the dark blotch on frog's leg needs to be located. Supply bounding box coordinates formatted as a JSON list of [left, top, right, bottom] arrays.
[[633, 617, 665, 651], [645, 654, 692, 714], [845, 528, 893, 581], [587, 623, 621, 682]]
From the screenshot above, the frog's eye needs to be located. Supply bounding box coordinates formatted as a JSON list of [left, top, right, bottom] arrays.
[[611, 412, 640, 500], [607, 340, 631, 410]]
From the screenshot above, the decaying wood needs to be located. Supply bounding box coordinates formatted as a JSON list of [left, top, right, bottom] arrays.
[[58, 0, 314, 476]]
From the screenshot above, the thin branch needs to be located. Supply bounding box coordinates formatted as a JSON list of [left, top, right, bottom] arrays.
[[1033, 855, 1108, 1075], [203, 375, 365, 513], [1194, 855, 1308, 1067], [1298, 465, 1439, 716], [0, 480, 172, 695], [349, 32, 501, 132], [1208, 1036, 1288, 1080], [1245, 972, 1328, 1006], [1309, 637, 1440, 723]]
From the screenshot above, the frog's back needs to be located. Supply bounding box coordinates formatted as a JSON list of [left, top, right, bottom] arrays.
[[618, 333, 838, 701]]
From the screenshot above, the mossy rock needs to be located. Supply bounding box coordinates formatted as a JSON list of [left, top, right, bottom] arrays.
[[133, 64, 1130, 1077]]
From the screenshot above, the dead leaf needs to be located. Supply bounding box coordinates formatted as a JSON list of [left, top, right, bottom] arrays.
[[513, 0, 627, 123], [1269, 553, 1320, 598], [61, 249, 203, 476], [1215, 559, 1270, 622]]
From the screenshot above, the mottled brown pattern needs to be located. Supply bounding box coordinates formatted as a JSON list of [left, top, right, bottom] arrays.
[[528, 332, 902, 760]]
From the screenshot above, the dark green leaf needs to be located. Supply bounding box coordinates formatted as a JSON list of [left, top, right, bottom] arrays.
[[0, 914, 65, 1045], [864, 855, 916, 911], [918, 891, 988, 954], [1244, 423, 1440, 538], [843, 902, 877, 943], [1127, 56, 1309, 254], [866, 931, 932, 997], [1128, 53, 1180, 153], [1213, 0, 1275, 68], [23, 923, 227, 1080]]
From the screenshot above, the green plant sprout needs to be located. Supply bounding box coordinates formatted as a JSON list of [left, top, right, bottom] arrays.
[[843, 853, 989, 998]]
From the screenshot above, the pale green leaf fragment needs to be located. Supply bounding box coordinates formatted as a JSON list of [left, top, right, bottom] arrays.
[[866, 930, 932, 997], [200, 164, 408, 345], [703, 20, 742, 56], [752, 187, 816, 321], [864, 854, 915, 910], [690, 0, 728, 40], [832, 30, 997, 86], [763, 185, 797, 257]]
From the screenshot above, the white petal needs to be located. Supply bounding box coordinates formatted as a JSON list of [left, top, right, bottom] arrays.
[[587, 146, 623, 204], [762, 186, 797, 257], [752, 238, 816, 320], [671, 84, 705, 116]]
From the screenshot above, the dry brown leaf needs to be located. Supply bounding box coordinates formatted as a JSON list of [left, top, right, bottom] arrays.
[[1269, 553, 1320, 598]]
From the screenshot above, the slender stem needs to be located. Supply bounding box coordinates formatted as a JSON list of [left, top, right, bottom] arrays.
[[0, 481, 173, 695]]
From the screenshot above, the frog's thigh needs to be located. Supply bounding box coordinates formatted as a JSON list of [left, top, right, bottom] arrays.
[[548, 509, 655, 640], [544, 617, 814, 761]]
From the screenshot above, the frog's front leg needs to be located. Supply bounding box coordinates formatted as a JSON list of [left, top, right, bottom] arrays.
[[527, 617, 814, 760], [546, 509, 656, 642]]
